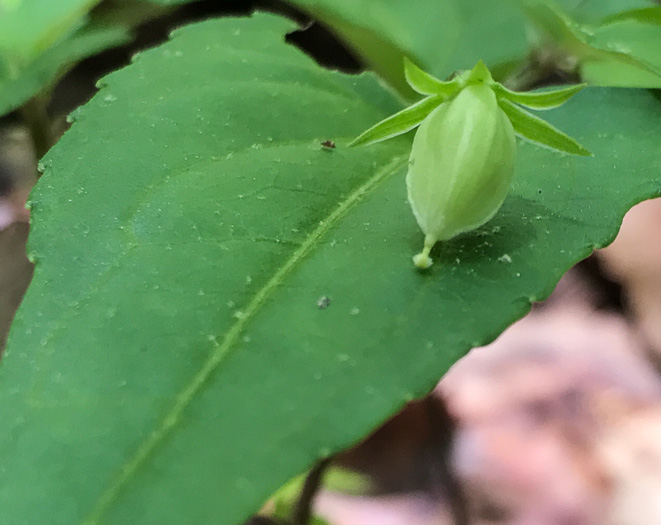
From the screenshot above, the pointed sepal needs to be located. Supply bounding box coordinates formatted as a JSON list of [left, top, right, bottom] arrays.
[[494, 83, 587, 110], [404, 57, 461, 97], [463, 59, 494, 84], [498, 99, 592, 156], [349, 95, 445, 147]]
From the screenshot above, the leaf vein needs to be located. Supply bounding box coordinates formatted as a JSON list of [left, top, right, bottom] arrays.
[[83, 152, 408, 523]]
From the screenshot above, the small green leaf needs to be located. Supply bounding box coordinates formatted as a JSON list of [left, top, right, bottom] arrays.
[[551, 0, 656, 24], [499, 98, 592, 156], [516, 0, 587, 50], [493, 83, 586, 110], [0, 24, 130, 115], [517, 0, 661, 88], [0, 0, 100, 59], [349, 94, 444, 147], [600, 6, 661, 25], [403, 57, 460, 97]]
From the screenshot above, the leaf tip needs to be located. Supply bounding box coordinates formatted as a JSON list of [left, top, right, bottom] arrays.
[[565, 143, 593, 157]]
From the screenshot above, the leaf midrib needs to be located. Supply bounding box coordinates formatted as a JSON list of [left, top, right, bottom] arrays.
[[26, 137, 380, 359], [82, 152, 408, 523]]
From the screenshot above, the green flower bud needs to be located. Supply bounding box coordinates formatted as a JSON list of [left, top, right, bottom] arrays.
[[408, 82, 516, 269], [350, 58, 591, 269]]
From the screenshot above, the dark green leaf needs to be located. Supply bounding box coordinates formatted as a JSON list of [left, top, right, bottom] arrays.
[[1, 12, 660, 525]]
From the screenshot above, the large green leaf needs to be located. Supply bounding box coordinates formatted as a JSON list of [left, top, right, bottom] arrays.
[[285, 0, 528, 98], [2, 12, 661, 525]]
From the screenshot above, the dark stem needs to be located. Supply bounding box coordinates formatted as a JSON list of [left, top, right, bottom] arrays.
[[502, 61, 543, 91], [291, 457, 332, 525], [20, 94, 54, 161], [422, 395, 470, 525]]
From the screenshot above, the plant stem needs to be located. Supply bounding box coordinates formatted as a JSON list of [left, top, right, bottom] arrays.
[[422, 395, 469, 525], [291, 457, 332, 525], [20, 95, 54, 161]]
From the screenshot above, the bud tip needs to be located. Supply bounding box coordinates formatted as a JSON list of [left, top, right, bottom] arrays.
[[413, 252, 433, 269], [413, 237, 435, 269]]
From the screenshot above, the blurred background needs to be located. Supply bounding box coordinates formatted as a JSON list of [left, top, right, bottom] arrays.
[[2, 1, 661, 524]]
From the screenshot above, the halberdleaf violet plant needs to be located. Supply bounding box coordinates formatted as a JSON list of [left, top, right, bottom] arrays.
[[351, 59, 592, 269]]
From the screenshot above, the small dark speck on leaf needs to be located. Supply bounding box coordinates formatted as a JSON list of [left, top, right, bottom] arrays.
[[317, 296, 331, 309], [321, 140, 336, 150]]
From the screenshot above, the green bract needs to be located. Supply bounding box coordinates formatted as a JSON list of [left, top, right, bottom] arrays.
[[350, 59, 592, 268]]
